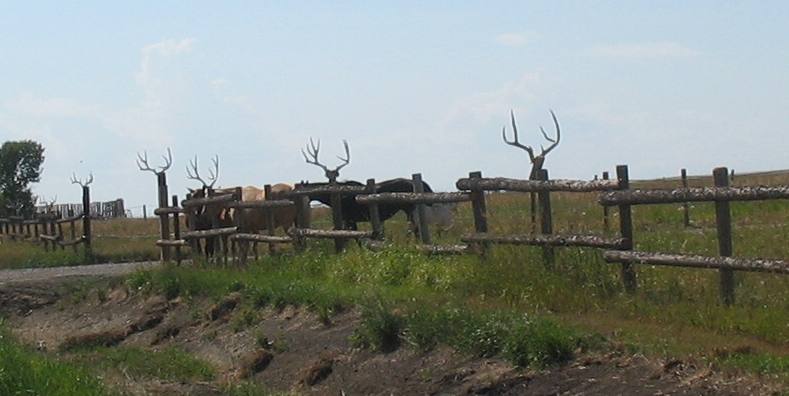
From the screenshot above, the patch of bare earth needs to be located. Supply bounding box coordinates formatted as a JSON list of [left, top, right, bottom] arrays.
[[0, 278, 783, 395]]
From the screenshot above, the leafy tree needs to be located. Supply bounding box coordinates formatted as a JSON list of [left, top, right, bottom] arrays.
[[0, 140, 45, 217]]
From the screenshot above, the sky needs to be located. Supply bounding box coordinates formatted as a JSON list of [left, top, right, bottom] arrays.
[[1, 2, 788, 216]]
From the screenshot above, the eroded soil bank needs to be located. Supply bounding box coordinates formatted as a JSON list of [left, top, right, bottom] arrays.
[[0, 277, 781, 395]]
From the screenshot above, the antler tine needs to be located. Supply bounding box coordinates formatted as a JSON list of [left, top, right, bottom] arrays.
[[334, 139, 351, 171], [160, 148, 173, 172], [70, 172, 93, 187], [136, 151, 156, 173], [502, 110, 536, 160], [302, 138, 330, 172], [207, 155, 220, 188], [539, 110, 561, 156], [186, 155, 209, 187]]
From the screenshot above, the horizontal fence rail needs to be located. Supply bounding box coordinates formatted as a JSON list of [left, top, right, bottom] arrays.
[[227, 200, 294, 209], [286, 184, 368, 197], [461, 233, 628, 249], [600, 186, 789, 206], [289, 228, 373, 240], [231, 233, 294, 244], [456, 177, 620, 193], [355, 192, 471, 204], [181, 194, 236, 208], [604, 250, 789, 274], [182, 226, 238, 239]]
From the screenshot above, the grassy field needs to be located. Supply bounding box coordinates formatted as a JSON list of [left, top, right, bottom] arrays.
[[2, 170, 789, 387], [0, 218, 160, 269]]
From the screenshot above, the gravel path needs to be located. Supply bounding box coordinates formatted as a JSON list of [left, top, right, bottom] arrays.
[[0, 261, 161, 286]]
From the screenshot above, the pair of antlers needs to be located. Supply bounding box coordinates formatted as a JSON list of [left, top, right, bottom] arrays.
[[301, 138, 350, 174], [137, 148, 173, 175], [136, 148, 219, 189], [186, 155, 220, 189], [502, 110, 561, 161], [71, 172, 93, 187]]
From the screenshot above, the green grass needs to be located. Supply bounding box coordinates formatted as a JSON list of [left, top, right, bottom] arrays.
[[68, 346, 215, 383], [0, 324, 105, 396], [0, 218, 160, 269]]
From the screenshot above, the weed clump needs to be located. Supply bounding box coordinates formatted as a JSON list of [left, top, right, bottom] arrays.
[[351, 299, 403, 353]]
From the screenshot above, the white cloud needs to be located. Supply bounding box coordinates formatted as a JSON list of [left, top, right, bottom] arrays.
[[135, 38, 195, 87], [587, 41, 700, 59], [441, 72, 543, 130], [210, 78, 229, 89], [494, 32, 532, 47]]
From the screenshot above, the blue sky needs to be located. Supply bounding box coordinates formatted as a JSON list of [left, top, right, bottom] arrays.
[[1, 2, 788, 215]]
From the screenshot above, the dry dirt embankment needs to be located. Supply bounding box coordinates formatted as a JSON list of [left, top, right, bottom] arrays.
[[0, 268, 782, 395]]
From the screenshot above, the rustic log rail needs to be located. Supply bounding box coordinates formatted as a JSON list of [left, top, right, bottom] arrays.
[[603, 250, 789, 275], [182, 227, 238, 239], [288, 228, 372, 240], [181, 194, 236, 208], [227, 200, 294, 209], [285, 184, 367, 197], [456, 177, 619, 193], [599, 186, 789, 206], [461, 233, 628, 250], [356, 192, 471, 204]]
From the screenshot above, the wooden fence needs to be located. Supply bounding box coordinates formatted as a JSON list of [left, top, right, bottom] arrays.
[[149, 165, 789, 305], [0, 185, 93, 257]]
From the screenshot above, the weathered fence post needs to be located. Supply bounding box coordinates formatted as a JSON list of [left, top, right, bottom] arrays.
[[469, 171, 489, 257], [57, 221, 65, 251], [681, 168, 690, 227], [69, 218, 77, 253], [617, 165, 636, 293], [537, 169, 555, 269], [185, 193, 200, 259], [412, 173, 432, 245], [264, 184, 277, 255], [330, 184, 346, 253], [171, 195, 182, 265], [143, 205, 147, 220], [233, 188, 249, 266], [49, 218, 56, 251], [157, 172, 171, 262], [602, 171, 610, 232], [82, 185, 92, 260], [713, 167, 735, 306], [365, 179, 383, 240], [294, 192, 311, 252]]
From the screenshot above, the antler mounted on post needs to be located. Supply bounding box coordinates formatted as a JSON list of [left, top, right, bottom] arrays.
[[502, 110, 561, 179], [301, 138, 350, 183], [186, 155, 220, 189], [302, 138, 351, 182], [136, 148, 173, 175], [70, 172, 94, 188]]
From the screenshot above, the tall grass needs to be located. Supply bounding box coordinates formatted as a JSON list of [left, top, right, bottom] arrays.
[[0, 324, 105, 396]]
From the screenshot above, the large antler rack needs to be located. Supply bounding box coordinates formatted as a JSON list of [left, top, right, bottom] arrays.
[[502, 109, 561, 162], [70, 172, 94, 188], [136, 148, 173, 175], [186, 155, 220, 189], [301, 138, 350, 182]]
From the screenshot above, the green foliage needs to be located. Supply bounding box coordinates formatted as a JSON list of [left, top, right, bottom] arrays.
[[0, 325, 105, 396], [351, 298, 403, 353], [0, 140, 45, 216], [69, 346, 215, 382], [502, 318, 576, 368]]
